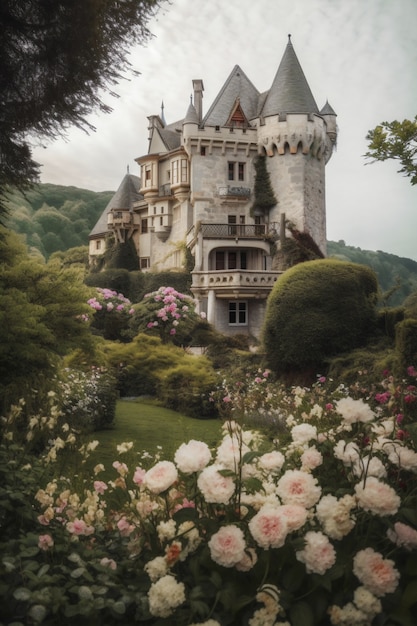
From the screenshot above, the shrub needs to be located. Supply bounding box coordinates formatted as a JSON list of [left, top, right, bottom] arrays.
[[156, 359, 217, 418], [395, 319, 417, 374], [262, 259, 379, 374], [87, 287, 134, 341]]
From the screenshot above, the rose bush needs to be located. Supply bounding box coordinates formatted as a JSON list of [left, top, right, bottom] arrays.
[[1, 368, 417, 625]]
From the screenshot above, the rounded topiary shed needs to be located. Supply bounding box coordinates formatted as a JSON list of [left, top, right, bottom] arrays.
[[261, 258, 379, 373]]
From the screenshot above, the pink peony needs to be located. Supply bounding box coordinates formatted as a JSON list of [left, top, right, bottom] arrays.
[[197, 464, 235, 504], [354, 476, 400, 516], [353, 548, 400, 597], [208, 525, 246, 567], [258, 451, 285, 473], [277, 469, 321, 508], [300, 446, 323, 470], [280, 504, 308, 532], [174, 440, 212, 474], [145, 461, 178, 494], [296, 531, 336, 574], [387, 521, 417, 550], [248, 504, 289, 549]]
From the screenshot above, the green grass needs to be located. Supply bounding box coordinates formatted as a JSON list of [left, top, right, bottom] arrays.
[[77, 399, 222, 480]]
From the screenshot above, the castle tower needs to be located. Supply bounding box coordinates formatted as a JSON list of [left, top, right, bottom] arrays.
[[256, 35, 337, 254]]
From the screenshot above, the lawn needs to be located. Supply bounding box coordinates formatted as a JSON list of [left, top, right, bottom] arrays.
[[77, 399, 222, 480]]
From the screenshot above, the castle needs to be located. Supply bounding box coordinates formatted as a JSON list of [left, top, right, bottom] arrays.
[[89, 36, 337, 338]]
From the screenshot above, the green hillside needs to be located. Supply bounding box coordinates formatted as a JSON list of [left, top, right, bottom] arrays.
[[4, 183, 417, 306], [327, 240, 417, 306], [4, 184, 114, 259]]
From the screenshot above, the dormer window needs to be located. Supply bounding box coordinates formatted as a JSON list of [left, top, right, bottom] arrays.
[[226, 98, 249, 129]]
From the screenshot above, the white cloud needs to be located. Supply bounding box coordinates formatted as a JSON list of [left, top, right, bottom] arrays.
[[32, 0, 417, 259]]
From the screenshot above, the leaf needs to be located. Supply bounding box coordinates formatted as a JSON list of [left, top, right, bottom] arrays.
[[402, 580, 417, 609], [241, 450, 262, 464], [289, 601, 315, 626], [71, 567, 86, 578], [13, 587, 31, 601], [111, 600, 126, 615]]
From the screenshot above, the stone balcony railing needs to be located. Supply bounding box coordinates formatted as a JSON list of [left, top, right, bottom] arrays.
[[200, 223, 266, 238], [192, 270, 281, 292]]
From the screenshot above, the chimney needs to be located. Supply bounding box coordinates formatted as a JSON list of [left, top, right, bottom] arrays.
[[192, 79, 204, 123]]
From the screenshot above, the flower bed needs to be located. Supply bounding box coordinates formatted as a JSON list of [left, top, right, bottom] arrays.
[[1, 370, 417, 625]]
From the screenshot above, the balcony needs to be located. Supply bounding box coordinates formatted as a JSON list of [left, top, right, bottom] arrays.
[[107, 210, 133, 228], [200, 223, 266, 239], [158, 183, 172, 197], [192, 270, 281, 295], [218, 185, 251, 200]]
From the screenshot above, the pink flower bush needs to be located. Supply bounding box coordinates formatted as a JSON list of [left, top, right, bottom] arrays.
[[14, 366, 417, 624]]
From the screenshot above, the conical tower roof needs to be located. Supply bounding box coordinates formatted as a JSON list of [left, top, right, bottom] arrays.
[[261, 36, 319, 117], [90, 173, 141, 237]]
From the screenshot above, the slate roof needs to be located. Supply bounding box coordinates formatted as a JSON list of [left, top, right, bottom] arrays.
[[202, 65, 260, 127], [261, 38, 319, 116], [89, 173, 142, 237]]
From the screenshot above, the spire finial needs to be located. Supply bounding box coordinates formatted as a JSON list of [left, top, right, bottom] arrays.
[[288, 33, 292, 43], [127, 164, 129, 174]]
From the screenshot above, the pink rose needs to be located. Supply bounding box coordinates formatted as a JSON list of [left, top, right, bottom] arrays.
[[93, 480, 108, 495], [248, 504, 289, 549], [66, 518, 94, 536], [208, 525, 246, 567], [38, 534, 54, 551]]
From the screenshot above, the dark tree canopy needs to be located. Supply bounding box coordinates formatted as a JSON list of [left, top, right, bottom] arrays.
[[365, 116, 417, 185], [0, 0, 165, 211]]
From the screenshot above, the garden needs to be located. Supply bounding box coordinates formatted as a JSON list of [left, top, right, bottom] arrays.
[[1, 228, 417, 626]]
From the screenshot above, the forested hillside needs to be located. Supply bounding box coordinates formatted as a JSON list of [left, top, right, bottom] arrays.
[[327, 240, 417, 306], [5, 184, 113, 259], [5, 183, 417, 306]]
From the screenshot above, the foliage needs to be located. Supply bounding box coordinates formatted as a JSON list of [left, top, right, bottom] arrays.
[[262, 259, 379, 375], [104, 238, 140, 271], [0, 0, 166, 212], [5, 184, 113, 258], [2, 369, 417, 625], [0, 227, 93, 414], [104, 334, 217, 418], [365, 116, 417, 185], [87, 287, 134, 341], [131, 285, 209, 345], [250, 155, 277, 216], [327, 240, 417, 307], [57, 367, 118, 433]]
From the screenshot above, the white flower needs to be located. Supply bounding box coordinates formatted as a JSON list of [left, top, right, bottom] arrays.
[[197, 464, 235, 504], [353, 586, 382, 617], [116, 441, 133, 454], [291, 423, 317, 445], [174, 440, 212, 474], [335, 397, 375, 425], [354, 476, 400, 516], [296, 531, 336, 574], [157, 519, 177, 542], [216, 434, 250, 469], [300, 446, 323, 470], [148, 575, 186, 617], [145, 461, 178, 494], [144, 556, 169, 582], [208, 525, 246, 567], [277, 469, 321, 508], [258, 451, 285, 473], [387, 444, 417, 472], [387, 521, 417, 550], [333, 440, 361, 466], [316, 494, 356, 540]]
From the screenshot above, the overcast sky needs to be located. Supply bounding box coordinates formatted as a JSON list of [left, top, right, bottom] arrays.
[[32, 0, 417, 260]]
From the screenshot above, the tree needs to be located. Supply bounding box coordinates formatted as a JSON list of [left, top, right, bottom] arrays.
[[365, 116, 417, 185], [0, 0, 166, 213], [250, 155, 277, 216], [0, 227, 93, 413], [262, 259, 379, 374]]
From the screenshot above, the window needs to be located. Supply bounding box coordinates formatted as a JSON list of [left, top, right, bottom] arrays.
[[141, 218, 148, 233], [214, 250, 247, 270], [228, 215, 237, 235], [229, 301, 247, 326], [181, 159, 188, 182], [238, 162, 245, 181], [95, 240, 101, 250], [140, 257, 150, 269], [227, 161, 246, 182], [172, 160, 179, 184], [200, 146, 206, 156]]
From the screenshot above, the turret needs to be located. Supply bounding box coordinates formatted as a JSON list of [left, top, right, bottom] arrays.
[[320, 100, 338, 153]]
